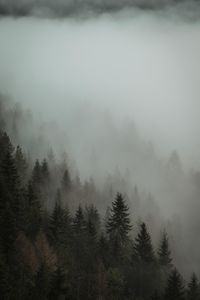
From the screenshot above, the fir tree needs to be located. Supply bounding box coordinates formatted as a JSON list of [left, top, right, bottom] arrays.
[[62, 168, 71, 193], [50, 189, 71, 249], [49, 266, 68, 300], [31, 262, 51, 300], [26, 181, 41, 238], [134, 222, 155, 263], [187, 273, 199, 300], [158, 231, 172, 267], [0, 131, 14, 164], [73, 205, 85, 233], [41, 159, 50, 183], [164, 269, 185, 300], [14, 145, 27, 183], [106, 193, 131, 247]]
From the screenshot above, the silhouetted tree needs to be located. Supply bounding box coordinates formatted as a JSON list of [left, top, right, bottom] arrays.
[[187, 273, 199, 300], [164, 269, 185, 300], [106, 193, 131, 250], [158, 231, 172, 267], [134, 222, 155, 263]]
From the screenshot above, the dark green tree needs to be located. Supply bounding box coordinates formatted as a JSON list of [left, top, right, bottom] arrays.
[[73, 205, 85, 233], [106, 193, 131, 248], [31, 262, 51, 300], [41, 159, 50, 183], [26, 181, 42, 238], [62, 168, 71, 193], [158, 231, 172, 267], [164, 269, 185, 300], [49, 266, 68, 300], [50, 189, 71, 250], [187, 273, 199, 300], [14, 145, 27, 183], [134, 222, 155, 263]]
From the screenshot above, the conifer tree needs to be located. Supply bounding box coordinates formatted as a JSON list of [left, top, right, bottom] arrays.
[[134, 222, 155, 263], [49, 266, 68, 300], [187, 273, 199, 300], [41, 159, 50, 183], [62, 168, 71, 193], [31, 262, 51, 300], [26, 181, 42, 238], [73, 205, 85, 233], [50, 189, 71, 249], [106, 193, 131, 247], [158, 231, 172, 267], [32, 160, 42, 186], [15, 145, 27, 183], [0, 131, 14, 164], [164, 269, 185, 300]]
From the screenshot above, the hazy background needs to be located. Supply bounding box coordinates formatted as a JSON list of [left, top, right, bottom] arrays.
[[0, 2, 200, 276]]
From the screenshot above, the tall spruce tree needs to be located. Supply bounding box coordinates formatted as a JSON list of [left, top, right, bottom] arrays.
[[134, 222, 155, 263], [164, 269, 185, 300], [158, 231, 172, 267], [50, 189, 71, 250], [14, 145, 27, 183], [106, 193, 131, 247], [187, 273, 199, 300]]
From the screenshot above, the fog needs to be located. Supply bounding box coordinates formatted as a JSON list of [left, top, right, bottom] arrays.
[[0, 5, 200, 276]]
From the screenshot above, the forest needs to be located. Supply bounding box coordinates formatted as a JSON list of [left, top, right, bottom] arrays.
[[0, 99, 200, 300], [1, 1, 200, 298]]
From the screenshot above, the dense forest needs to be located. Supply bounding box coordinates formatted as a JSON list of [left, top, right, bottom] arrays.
[[0, 101, 200, 299]]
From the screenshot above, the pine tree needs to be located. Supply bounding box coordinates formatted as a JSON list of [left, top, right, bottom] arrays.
[[62, 168, 71, 193], [134, 222, 155, 263], [50, 189, 71, 249], [187, 273, 199, 300], [0, 131, 14, 164], [32, 160, 42, 187], [106, 193, 131, 247], [14, 145, 27, 183], [158, 231, 172, 267], [26, 181, 42, 238], [31, 262, 51, 300], [97, 234, 109, 266], [73, 205, 85, 233], [41, 159, 50, 183], [164, 269, 185, 300], [49, 266, 68, 300]]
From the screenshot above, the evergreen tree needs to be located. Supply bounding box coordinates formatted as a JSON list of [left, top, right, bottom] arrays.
[[158, 231, 172, 267], [31, 262, 51, 300], [134, 222, 155, 263], [49, 266, 68, 300], [164, 269, 185, 300], [97, 233, 109, 266], [41, 159, 50, 183], [26, 181, 41, 238], [73, 205, 85, 233], [62, 168, 71, 193], [0, 131, 14, 164], [106, 193, 131, 247], [50, 189, 71, 250], [187, 273, 199, 300], [14, 145, 27, 183], [32, 160, 42, 187]]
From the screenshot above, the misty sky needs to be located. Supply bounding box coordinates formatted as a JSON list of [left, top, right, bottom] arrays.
[[0, 9, 200, 173]]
